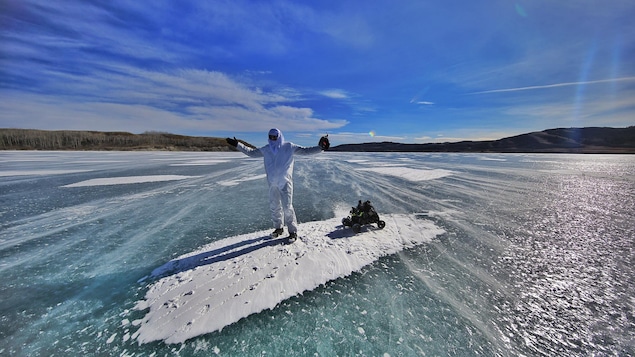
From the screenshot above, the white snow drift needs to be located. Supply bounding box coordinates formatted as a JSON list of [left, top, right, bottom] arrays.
[[132, 213, 444, 344]]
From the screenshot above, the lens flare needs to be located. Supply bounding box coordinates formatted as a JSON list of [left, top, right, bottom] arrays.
[[515, 4, 527, 17], [369, 131, 376, 137]]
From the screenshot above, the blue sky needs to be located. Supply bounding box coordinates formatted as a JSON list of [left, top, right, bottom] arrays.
[[1, 0, 634, 147]]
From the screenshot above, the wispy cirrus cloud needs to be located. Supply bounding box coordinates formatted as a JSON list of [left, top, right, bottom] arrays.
[[471, 76, 635, 95]]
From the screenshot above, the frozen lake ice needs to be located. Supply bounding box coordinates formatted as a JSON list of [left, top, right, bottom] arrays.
[[1, 151, 634, 356]]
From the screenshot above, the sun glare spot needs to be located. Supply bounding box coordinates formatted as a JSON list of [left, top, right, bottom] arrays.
[[515, 4, 528, 17]]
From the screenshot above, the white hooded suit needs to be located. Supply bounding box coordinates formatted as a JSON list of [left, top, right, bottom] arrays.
[[236, 129, 322, 233]]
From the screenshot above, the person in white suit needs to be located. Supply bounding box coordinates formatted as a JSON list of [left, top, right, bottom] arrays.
[[226, 128, 330, 243]]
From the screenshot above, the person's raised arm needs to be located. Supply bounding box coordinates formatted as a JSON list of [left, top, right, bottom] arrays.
[[293, 135, 329, 155], [226, 136, 263, 158]]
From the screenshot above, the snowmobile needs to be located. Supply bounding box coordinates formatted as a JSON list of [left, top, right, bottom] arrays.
[[341, 200, 386, 233]]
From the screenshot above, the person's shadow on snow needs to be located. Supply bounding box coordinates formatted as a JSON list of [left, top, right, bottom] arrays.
[[149, 224, 380, 280], [150, 235, 287, 279]]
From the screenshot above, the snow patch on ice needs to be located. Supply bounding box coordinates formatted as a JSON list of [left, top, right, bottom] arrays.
[[132, 214, 443, 344], [62, 175, 199, 188], [170, 159, 229, 166], [478, 157, 507, 161], [106, 333, 116, 344], [369, 163, 409, 167]]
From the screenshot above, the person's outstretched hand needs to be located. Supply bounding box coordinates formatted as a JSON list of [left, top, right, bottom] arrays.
[[318, 135, 330, 150], [226, 137, 238, 147]]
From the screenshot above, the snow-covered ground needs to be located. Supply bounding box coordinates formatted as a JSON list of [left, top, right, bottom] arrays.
[[134, 213, 443, 344]]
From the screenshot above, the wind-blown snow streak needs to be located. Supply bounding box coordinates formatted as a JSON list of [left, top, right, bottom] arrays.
[[357, 167, 453, 182], [132, 214, 444, 344], [218, 173, 267, 186]]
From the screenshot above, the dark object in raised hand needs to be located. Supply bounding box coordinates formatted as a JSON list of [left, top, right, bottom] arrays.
[[226, 137, 238, 147], [318, 135, 330, 150]]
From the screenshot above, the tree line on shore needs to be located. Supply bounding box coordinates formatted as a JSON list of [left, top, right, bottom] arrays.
[[0, 129, 233, 151]]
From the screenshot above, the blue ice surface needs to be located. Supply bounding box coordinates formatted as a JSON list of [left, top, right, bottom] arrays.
[[1, 151, 634, 356]]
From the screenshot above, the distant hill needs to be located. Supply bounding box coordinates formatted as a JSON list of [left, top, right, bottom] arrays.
[[1, 127, 633, 153], [330, 127, 635, 154]]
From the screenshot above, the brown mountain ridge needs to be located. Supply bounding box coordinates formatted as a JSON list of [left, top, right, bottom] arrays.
[[329, 127, 635, 154], [1, 127, 633, 153]]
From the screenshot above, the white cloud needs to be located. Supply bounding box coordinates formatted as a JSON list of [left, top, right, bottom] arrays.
[[0, 62, 350, 134], [327, 132, 405, 143], [319, 89, 350, 99]]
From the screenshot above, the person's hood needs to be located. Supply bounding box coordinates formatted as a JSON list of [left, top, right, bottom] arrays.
[[268, 128, 284, 154]]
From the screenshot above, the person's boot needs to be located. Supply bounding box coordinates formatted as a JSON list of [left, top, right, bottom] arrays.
[[271, 228, 284, 238], [287, 232, 298, 244]]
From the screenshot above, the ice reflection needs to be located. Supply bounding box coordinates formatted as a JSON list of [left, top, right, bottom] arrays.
[[503, 162, 635, 355]]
